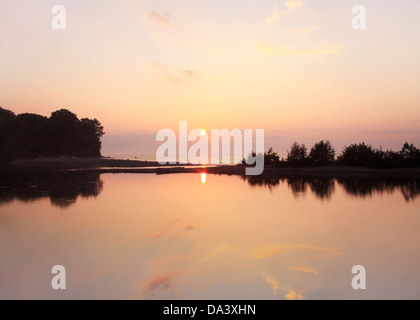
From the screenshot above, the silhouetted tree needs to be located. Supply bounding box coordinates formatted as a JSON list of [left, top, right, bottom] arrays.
[[0, 107, 105, 160], [287, 142, 308, 164], [0, 107, 17, 160], [337, 143, 378, 167], [79, 118, 105, 156], [48, 109, 81, 155], [264, 147, 281, 165], [243, 147, 280, 166], [337, 142, 420, 168], [15, 113, 49, 158], [381, 149, 401, 168], [400, 143, 420, 167], [309, 140, 335, 165]]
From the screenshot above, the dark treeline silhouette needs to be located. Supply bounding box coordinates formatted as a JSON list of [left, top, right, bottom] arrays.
[[286, 140, 335, 166], [0, 107, 105, 160], [245, 140, 420, 168], [337, 142, 420, 168], [0, 169, 103, 208], [241, 175, 420, 202]]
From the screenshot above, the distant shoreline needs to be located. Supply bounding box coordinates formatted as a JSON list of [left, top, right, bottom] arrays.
[[6, 156, 167, 169], [2, 157, 420, 178]]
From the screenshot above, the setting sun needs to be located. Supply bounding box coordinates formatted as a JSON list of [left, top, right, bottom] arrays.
[[201, 129, 207, 136]]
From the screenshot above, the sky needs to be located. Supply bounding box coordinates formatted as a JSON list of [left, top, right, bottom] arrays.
[[1, 0, 420, 156]]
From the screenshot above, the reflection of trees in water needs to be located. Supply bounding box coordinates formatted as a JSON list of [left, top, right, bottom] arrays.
[[337, 177, 420, 202], [308, 178, 335, 200], [0, 170, 103, 208], [287, 177, 307, 195], [400, 181, 420, 201], [242, 175, 335, 200], [241, 174, 420, 202], [241, 175, 281, 191], [285, 177, 334, 200]]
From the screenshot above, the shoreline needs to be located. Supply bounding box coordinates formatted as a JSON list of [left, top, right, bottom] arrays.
[[2, 157, 420, 178]]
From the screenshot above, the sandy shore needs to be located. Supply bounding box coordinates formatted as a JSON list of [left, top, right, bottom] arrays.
[[2, 157, 420, 178]]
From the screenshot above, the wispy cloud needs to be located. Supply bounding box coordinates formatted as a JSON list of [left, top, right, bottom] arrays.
[[141, 273, 179, 299], [285, 290, 304, 300], [167, 70, 197, 84], [264, 1, 303, 25], [264, 275, 282, 295], [253, 244, 339, 260], [145, 9, 173, 27], [291, 266, 319, 274], [291, 26, 319, 35], [285, 0, 303, 11], [255, 42, 341, 56], [265, 6, 280, 25], [151, 62, 198, 84], [145, 273, 174, 292], [154, 255, 184, 267], [263, 274, 304, 300], [364, 128, 409, 135], [199, 243, 230, 263], [253, 246, 286, 260], [151, 230, 168, 239]]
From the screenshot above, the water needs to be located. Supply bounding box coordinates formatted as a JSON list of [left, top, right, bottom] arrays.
[[0, 172, 419, 299], [104, 154, 245, 164], [105, 154, 157, 161]]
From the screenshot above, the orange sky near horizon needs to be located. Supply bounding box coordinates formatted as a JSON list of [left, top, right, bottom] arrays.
[[1, 0, 420, 154]]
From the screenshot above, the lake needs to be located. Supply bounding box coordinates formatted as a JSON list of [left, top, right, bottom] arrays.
[[1, 171, 419, 299]]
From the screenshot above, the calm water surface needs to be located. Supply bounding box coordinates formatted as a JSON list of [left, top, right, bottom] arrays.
[[0, 172, 419, 299]]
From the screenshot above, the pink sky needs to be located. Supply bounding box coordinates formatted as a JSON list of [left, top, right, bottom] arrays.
[[1, 0, 419, 155]]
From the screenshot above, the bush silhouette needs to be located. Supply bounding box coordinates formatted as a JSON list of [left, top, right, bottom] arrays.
[[309, 140, 335, 165], [0, 107, 104, 160], [243, 147, 280, 166], [264, 147, 281, 165], [287, 142, 308, 165], [337, 143, 378, 167], [337, 142, 420, 168]]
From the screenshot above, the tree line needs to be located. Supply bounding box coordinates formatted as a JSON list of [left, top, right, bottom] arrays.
[[0, 107, 104, 160], [252, 140, 420, 168]]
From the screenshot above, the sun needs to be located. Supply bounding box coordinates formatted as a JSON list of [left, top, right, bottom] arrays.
[[201, 129, 206, 136]]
